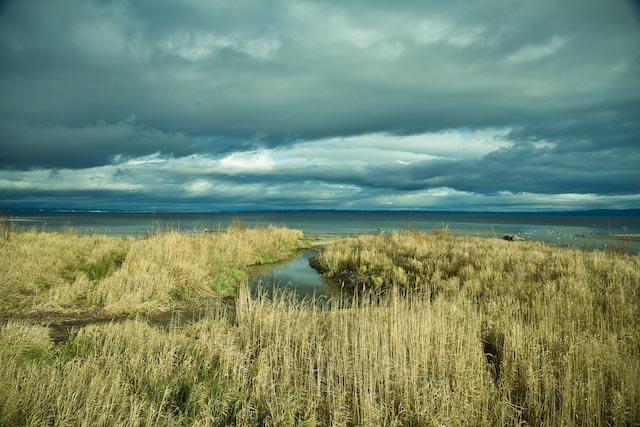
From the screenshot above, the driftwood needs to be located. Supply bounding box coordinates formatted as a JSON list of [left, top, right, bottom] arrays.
[[502, 234, 524, 241]]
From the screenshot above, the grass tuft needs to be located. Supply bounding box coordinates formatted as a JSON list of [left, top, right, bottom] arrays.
[[80, 249, 127, 281]]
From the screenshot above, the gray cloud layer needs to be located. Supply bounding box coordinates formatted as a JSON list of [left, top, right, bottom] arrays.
[[1, 0, 639, 210]]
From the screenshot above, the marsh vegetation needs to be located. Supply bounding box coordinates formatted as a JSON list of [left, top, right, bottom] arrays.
[[1, 227, 638, 426], [0, 224, 302, 318]]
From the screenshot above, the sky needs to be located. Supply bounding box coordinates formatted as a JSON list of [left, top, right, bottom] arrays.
[[1, 0, 639, 212]]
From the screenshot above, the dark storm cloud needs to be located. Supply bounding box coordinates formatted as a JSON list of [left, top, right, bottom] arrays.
[[0, 119, 261, 169], [627, 0, 640, 18], [1, 120, 186, 169], [1, 0, 639, 209]]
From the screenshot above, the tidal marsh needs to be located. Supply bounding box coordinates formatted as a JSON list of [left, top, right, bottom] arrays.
[[1, 228, 638, 426]]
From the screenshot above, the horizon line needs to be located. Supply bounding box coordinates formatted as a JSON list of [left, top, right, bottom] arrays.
[[3, 208, 640, 216]]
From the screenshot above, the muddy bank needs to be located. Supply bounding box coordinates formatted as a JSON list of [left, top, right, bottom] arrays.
[[307, 253, 369, 291], [1, 298, 235, 343]]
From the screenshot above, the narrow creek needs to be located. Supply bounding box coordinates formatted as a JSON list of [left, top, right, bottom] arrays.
[[249, 249, 341, 301]]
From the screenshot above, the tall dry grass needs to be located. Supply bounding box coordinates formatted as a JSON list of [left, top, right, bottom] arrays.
[[313, 230, 640, 426], [3, 281, 637, 426], [0, 229, 638, 426], [0, 225, 302, 316], [0, 289, 500, 426]]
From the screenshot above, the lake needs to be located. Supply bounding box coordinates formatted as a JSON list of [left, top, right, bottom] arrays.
[[3, 210, 640, 253]]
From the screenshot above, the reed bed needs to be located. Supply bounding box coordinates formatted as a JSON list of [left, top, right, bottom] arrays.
[[0, 229, 638, 426], [0, 225, 302, 316], [313, 231, 640, 426], [0, 289, 500, 426]]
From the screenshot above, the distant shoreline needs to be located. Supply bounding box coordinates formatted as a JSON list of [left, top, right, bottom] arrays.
[[3, 208, 640, 216], [580, 233, 640, 241]]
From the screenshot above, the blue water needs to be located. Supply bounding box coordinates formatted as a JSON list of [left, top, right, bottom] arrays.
[[4, 211, 640, 253]]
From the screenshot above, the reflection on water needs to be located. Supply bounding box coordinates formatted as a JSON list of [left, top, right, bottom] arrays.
[[250, 250, 345, 301]]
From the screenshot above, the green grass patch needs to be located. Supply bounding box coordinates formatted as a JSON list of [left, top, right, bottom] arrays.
[[211, 269, 246, 296], [170, 286, 193, 302], [78, 249, 127, 281], [253, 255, 279, 265], [59, 329, 95, 359]]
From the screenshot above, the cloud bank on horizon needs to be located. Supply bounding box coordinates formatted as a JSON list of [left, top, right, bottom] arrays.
[[1, 0, 639, 211]]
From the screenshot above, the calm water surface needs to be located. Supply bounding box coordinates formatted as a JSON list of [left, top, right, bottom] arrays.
[[6, 211, 640, 253], [249, 250, 346, 301], [250, 250, 339, 298]]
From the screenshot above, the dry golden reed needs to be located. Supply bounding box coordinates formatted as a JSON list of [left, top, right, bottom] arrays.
[[0, 225, 302, 316], [0, 229, 638, 426]]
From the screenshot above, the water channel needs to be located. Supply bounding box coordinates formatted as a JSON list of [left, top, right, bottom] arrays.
[[249, 249, 342, 301]]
